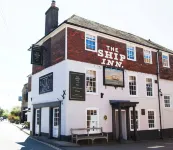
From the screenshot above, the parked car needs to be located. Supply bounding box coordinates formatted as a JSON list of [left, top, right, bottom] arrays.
[[0, 117, 4, 121]]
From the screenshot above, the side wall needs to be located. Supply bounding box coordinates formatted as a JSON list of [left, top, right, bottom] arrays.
[[31, 61, 67, 135]]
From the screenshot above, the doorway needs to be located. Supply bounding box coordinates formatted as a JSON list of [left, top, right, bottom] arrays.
[[52, 107, 59, 138], [115, 110, 127, 140], [35, 109, 40, 135]]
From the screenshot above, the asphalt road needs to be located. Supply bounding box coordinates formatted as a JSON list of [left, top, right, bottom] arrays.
[[0, 121, 58, 150]]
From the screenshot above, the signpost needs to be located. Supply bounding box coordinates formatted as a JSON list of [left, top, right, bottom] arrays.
[[69, 71, 85, 101]]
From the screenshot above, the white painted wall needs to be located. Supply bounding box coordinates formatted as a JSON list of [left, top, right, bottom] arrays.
[[41, 107, 49, 133], [31, 60, 67, 135], [65, 60, 160, 135], [159, 79, 173, 129]]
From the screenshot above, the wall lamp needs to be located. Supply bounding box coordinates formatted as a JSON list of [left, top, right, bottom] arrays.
[[159, 89, 163, 96]]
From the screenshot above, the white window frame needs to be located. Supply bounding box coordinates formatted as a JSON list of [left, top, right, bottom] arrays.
[[86, 107, 99, 134], [126, 44, 136, 61], [162, 53, 170, 68], [147, 109, 156, 130], [130, 109, 140, 131], [128, 74, 138, 97], [145, 77, 154, 97], [85, 32, 97, 52], [85, 68, 98, 95], [143, 49, 152, 64], [163, 95, 172, 108]]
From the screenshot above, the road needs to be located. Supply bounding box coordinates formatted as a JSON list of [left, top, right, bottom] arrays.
[[0, 121, 58, 150]]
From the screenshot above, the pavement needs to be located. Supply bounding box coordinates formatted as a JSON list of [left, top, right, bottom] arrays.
[[4, 120, 173, 150], [0, 120, 61, 150]]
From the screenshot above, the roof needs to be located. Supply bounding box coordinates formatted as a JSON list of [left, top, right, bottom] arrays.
[[65, 15, 173, 53]]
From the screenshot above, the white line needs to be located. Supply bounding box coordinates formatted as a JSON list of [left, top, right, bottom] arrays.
[[148, 145, 165, 148], [29, 136, 62, 150]]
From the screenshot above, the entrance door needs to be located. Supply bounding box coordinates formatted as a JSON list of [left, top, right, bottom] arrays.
[[115, 110, 127, 140], [52, 107, 59, 138], [35, 109, 40, 135]]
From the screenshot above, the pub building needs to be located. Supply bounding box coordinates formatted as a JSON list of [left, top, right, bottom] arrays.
[[29, 0, 173, 143]]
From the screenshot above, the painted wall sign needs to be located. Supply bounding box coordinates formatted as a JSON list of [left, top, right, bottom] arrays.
[[103, 66, 125, 87], [98, 45, 126, 68], [39, 72, 53, 94], [69, 71, 85, 101], [31, 45, 43, 66]]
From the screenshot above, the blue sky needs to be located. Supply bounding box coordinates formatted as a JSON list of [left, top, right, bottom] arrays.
[[0, 0, 172, 110]]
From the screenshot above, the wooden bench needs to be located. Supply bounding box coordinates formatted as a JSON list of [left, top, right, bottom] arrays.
[[70, 127, 108, 144]]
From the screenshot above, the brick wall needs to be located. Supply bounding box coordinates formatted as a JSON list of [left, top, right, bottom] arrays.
[[67, 27, 157, 75], [32, 29, 65, 74]]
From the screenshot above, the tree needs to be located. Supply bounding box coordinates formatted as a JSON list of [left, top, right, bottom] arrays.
[[10, 106, 21, 116], [2, 110, 9, 119], [0, 107, 4, 117]]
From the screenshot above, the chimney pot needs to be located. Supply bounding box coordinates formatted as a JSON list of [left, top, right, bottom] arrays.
[[51, 0, 56, 7]]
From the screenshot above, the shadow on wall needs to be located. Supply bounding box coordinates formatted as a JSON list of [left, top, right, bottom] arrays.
[[16, 136, 54, 150]]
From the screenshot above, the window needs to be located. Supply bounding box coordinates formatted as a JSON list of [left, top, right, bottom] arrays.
[[87, 109, 99, 132], [144, 50, 152, 64], [162, 53, 169, 67], [36, 109, 40, 125], [148, 110, 155, 129], [146, 78, 153, 96], [164, 95, 171, 108], [85, 34, 97, 52], [53, 108, 59, 126], [129, 76, 137, 95], [126, 45, 136, 61], [130, 110, 139, 130], [86, 70, 97, 93]]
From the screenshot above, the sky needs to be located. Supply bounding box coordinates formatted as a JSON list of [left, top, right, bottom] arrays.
[[0, 0, 173, 111]]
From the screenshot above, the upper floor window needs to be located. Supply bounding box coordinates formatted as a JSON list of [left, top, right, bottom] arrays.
[[126, 45, 136, 61], [86, 70, 97, 94], [129, 76, 137, 95], [164, 95, 171, 108], [148, 110, 155, 129], [162, 53, 170, 68], [144, 50, 152, 64], [146, 78, 153, 96], [85, 34, 97, 52]]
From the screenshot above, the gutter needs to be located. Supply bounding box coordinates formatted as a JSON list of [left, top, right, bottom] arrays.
[[156, 50, 163, 139]]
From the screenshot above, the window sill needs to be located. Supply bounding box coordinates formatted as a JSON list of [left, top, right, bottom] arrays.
[[127, 58, 136, 61], [85, 48, 97, 53], [86, 92, 99, 96], [163, 66, 170, 68], [129, 95, 138, 97], [148, 127, 156, 130]]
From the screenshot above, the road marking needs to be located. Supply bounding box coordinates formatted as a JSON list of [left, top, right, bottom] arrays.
[[148, 145, 165, 148], [28, 136, 62, 150]]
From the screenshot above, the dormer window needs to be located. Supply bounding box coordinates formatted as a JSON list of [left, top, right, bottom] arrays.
[[85, 33, 97, 52], [162, 53, 170, 68]]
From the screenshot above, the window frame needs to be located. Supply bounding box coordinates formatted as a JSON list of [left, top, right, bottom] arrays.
[[85, 32, 97, 52], [85, 68, 98, 95], [130, 109, 140, 131], [147, 109, 156, 130], [143, 49, 152, 64], [163, 94, 172, 108], [128, 74, 138, 97], [145, 77, 154, 97], [86, 107, 99, 134], [162, 53, 170, 68], [126, 44, 136, 61]]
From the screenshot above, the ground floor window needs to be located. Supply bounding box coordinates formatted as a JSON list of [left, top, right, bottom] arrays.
[[86, 108, 99, 132], [130, 110, 139, 130], [148, 110, 155, 129]]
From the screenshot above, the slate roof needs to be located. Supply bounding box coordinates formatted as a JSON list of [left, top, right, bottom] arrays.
[[65, 15, 172, 53]]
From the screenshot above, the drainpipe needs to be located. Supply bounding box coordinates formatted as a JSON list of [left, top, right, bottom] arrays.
[[156, 50, 163, 139]]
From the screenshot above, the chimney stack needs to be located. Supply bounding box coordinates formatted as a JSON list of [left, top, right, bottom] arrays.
[[45, 0, 59, 35]]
